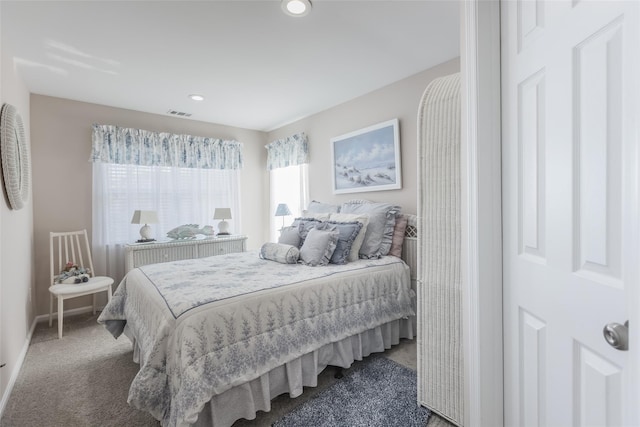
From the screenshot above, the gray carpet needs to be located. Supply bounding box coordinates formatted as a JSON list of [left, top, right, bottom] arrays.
[[0, 314, 158, 427], [1, 314, 452, 427], [273, 355, 430, 427]]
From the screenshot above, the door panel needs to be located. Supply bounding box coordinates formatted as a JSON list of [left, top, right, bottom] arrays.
[[502, 1, 638, 426]]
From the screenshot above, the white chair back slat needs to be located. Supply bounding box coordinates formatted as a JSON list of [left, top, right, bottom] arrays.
[[50, 230, 97, 284], [58, 236, 64, 278], [82, 231, 95, 277], [48, 228, 114, 338], [74, 234, 84, 269], [68, 235, 76, 265]]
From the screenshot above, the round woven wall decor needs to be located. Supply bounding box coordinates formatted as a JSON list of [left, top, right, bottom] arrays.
[[0, 103, 31, 210]]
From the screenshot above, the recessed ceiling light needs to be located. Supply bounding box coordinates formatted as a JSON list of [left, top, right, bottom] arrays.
[[188, 94, 204, 101], [282, 0, 311, 17]]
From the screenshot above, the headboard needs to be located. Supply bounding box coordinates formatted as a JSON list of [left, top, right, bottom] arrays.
[[401, 214, 418, 295]]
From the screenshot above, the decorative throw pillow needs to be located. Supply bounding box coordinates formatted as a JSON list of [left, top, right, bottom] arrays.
[[292, 217, 323, 247], [299, 227, 339, 266], [259, 242, 300, 264], [340, 201, 401, 258], [278, 226, 301, 247], [328, 213, 370, 262], [388, 214, 408, 258], [305, 200, 340, 214], [316, 221, 363, 264]]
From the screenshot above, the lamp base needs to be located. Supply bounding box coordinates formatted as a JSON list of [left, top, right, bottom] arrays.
[[216, 233, 230, 236], [139, 224, 154, 240], [218, 219, 230, 235], [136, 238, 156, 243]]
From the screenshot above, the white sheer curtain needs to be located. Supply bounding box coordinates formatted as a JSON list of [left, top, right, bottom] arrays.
[[91, 125, 242, 284], [266, 133, 309, 241], [269, 165, 309, 241]]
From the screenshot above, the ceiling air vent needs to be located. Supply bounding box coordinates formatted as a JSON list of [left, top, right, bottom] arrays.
[[166, 110, 192, 118]]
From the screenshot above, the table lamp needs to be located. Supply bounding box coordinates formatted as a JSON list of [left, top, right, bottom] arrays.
[[131, 210, 159, 242], [213, 208, 232, 235], [275, 203, 292, 229]]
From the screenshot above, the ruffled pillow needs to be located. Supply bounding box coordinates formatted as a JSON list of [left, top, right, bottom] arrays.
[[316, 221, 363, 264], [340, 201, 401, 258], [291, 217, 323, 247], [329, 213, 370, 262], [300, 211, 331, 221], [299, 227, 339, 266], [259, 242, 300, 264]]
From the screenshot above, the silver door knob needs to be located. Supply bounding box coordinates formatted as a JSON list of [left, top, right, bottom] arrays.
[[603, 320, 629, 351]]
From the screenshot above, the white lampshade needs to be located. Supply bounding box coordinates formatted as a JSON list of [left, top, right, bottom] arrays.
[[131, 210, 159, 241], [131, 210, 159, 225], [213, 208, 232, 220], [213, 208, 232, 235]]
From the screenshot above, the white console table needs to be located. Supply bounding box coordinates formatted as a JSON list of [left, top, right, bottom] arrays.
[[125, 235, 247, 272]]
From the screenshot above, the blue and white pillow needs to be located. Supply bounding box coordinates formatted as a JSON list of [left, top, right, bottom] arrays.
[[328, 213, 370, 262], [316, 221, 363, 264], [259, 242, 300, 264]]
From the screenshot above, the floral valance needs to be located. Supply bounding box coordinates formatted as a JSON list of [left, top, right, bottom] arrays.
[[90, 124, 243, 170], [265, 132, 308, 170]]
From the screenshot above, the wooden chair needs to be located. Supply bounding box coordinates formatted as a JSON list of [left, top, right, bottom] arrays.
[[49, 230, 113, 339]]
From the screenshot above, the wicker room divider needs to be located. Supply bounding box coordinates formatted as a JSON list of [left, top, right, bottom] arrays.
[[417, 72, 463, 426]]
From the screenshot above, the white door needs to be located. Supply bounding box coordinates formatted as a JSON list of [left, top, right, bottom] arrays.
[[502, 1, 639, 426]]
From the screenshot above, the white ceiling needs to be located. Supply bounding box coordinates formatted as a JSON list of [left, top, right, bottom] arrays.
[[1, 1, 460, 132]]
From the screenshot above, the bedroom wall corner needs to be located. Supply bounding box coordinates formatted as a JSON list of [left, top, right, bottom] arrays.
[[266, 58, 460, 216], [0, 35, 37, 414]]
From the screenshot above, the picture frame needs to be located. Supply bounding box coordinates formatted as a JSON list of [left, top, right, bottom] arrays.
[[331, 118, 401, 194]]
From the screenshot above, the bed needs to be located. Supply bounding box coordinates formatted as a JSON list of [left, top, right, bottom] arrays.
[[98, 211, 418, 427]]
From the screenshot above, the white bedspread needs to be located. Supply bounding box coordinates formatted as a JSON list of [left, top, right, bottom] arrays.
[[98, 251, 413, 427]]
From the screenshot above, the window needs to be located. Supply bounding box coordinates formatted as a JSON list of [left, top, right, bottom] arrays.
[[265, 133, 310, 241], [269, 164, 308, 241], [90, 124, 242, 282]]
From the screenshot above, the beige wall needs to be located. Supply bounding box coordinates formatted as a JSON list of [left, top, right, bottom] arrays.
[[268, 58, 460, 216], [30, 96, 268, 316], [0, 42, 36, 406]]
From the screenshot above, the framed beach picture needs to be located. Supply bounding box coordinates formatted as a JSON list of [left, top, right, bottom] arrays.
[[331, 118, 401, 194]]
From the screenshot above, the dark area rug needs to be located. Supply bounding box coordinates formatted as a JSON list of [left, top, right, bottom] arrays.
[[272, 355, 430, 427]]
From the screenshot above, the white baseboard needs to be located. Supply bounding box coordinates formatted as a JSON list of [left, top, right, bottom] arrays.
[[0, 304, 102, 418], [34, 304, 102, 324]]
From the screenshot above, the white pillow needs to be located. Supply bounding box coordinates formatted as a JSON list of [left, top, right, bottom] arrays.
[[306, 200, 340, 214], [329, 213, 370, 262], [300, 211, 331, 221]]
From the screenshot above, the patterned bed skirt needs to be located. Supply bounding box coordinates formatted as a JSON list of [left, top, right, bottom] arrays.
[[129, 317, 414, 427]]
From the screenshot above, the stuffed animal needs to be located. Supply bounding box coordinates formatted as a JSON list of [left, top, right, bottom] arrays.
[[57, 261, 91, 284]]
